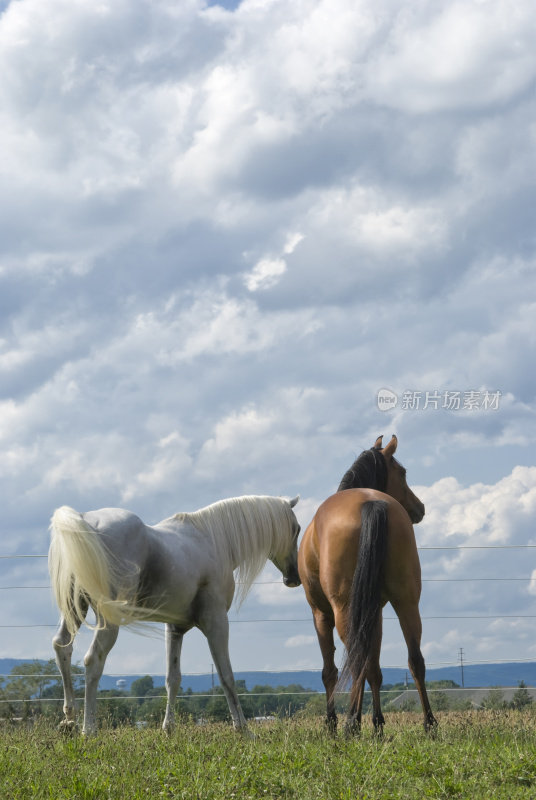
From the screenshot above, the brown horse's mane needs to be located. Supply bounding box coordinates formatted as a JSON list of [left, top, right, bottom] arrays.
[[337, 447, 388, 492]]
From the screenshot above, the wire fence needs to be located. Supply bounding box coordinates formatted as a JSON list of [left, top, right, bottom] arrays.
[[1, 686, 534, 703], [1, 545, 535, 630], [1, 686, 535, 715], [1, 544, 535, 705]]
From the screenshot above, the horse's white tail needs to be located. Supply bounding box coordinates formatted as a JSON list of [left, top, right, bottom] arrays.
[[49, 506, 131, 636]]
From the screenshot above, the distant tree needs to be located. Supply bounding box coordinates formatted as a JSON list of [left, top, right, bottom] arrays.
[[510, 681, 533, 710], [130, 675, 154, 699], [449, 697, 473, 711], [481, 687, 507, 711], [6, 660, 62, 701], [250, 684, 273, 696], [4, 659, 83, 718], [136, 692, 167, 726], [270, 684, 311, 718], [145, 685, 167, 697], [0, 676, 18, 719], [427, 680, 460, 689], [430, 691, 449, 711], [205, 690, 229, 722], [97, 690, 133, 727], [299, 694, 326, 718]]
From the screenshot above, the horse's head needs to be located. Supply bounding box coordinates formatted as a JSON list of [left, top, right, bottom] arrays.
[[375, 435, 425, 524], [270, 496, 301, 587]]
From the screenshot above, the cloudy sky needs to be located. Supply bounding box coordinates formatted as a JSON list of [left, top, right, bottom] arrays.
[[1, 0, 536, 685]]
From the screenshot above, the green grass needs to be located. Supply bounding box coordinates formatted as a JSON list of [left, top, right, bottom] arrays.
[[1, 711, 535, 799]]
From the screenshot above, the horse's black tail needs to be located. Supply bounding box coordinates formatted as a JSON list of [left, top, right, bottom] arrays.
[[340, 499, 388, 690]]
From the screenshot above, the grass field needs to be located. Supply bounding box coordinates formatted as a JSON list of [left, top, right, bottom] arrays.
[[1, 711, 535, 799]]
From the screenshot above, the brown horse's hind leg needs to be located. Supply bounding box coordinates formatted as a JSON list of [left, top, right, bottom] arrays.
[[408, 643, 437, 733], [366, 619, 385, 736], [345, 623, 384, 737], [395, 603, 438, 732], [345, 678, 364, 737], [313, 609, 338, 734]]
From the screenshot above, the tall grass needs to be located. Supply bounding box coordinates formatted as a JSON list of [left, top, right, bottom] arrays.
[[0, 711, 534, 799]]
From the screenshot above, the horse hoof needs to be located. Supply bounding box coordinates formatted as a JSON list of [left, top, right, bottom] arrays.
[[58, 720, 78, 735], [344, 723, 361, 739], [325, 719, 338, 737]]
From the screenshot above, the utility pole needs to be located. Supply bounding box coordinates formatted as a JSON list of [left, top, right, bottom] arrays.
[[459, 647, 465, 688], [211, 663, 215, 693]]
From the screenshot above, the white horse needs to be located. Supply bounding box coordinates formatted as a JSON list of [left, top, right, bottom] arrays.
[[49, 494, 301, 736]]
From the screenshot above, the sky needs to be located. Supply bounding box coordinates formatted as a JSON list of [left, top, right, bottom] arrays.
[[1, 0, 536, 684]]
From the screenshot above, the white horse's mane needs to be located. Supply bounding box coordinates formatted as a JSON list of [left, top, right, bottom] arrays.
[[172, 494, 295, 606]]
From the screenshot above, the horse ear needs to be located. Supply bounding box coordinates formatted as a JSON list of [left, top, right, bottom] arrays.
[[289, 495, 300, 508], [373, 435, 383, 449], [382, 434, 398, 459]]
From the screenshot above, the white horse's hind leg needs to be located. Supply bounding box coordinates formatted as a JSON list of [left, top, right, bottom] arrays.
[[82, 623, 119, 735], [53, 617, 78, 730], [198, 604, 251, 736], [162, 624, 184, 734]]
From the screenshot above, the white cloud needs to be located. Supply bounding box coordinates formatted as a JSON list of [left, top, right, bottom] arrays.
[[195, 388, 328, 488], [356, 204, 446, 254], [252, 570, 306, 609], [1, 0, 536, 674], [121, 430, 193, 503], [283, 232, 304, 255], [416, 466, 536, 548], [0, 316, 91, 373], [243, 232, 303, 291], [199, 406, 274, 461], [305, 185, 448, 263], [367, 2, 536, 113], [113, 289, 321, 364], [244, 257, 287, 291], [285, 635, 317, 648]]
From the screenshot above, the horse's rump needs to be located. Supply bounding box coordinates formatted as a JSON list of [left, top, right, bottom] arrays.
[[49, 506, 147, 635]]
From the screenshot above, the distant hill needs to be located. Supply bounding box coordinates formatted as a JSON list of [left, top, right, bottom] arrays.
[[0, 658, 37, 675], [2, 659, 535, 693]]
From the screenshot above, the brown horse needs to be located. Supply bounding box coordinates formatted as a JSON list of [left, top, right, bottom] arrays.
[[298, 434, 437, 735]]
